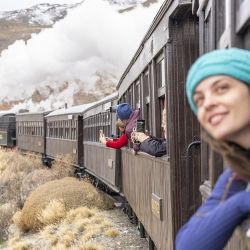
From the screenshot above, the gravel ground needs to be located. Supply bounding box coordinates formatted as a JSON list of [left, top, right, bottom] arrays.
[[96, 208, 148, 249]]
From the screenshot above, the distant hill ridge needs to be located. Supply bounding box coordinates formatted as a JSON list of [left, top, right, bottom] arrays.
[[0, 2, 83, 53]]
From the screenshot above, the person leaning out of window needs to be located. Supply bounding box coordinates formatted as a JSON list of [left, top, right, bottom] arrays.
[[131, 108, 167, 157], [99, 119, 128, 149]]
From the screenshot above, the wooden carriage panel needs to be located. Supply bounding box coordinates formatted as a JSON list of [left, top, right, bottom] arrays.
[[83, 142, 121, 190], [121, 150, 172, 250], [46, 138, 78, 163], [234, 0, 250, 49], [16, 112, 46, 153], [17, 135, 44, 154], [167, 8, 201, 237]]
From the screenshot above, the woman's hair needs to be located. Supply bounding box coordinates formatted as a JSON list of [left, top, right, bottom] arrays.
[[202, 129, 250, 180], [116, 119, 125, 128]]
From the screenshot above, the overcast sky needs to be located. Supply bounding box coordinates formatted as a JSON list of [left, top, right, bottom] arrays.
[[0, 0, 82, 11]]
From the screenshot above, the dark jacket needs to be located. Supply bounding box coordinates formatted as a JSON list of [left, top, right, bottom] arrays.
[[139, 137, 167, 157], [176, 168, 249, 250]]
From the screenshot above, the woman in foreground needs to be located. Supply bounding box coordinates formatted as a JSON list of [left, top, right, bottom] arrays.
[[176, 48, 250, 250]]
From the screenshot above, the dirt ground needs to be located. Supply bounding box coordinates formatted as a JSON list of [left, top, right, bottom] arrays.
[[96, 208, 148, 249]]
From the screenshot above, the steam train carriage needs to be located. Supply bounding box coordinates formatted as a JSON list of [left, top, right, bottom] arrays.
[[44, 92, 118, 168], [115, 0, 201, 249], [0, 112, 16, 148], [16, 112, 50, 156], [45, 103, 92, 166], [81, 92, 120, 192]]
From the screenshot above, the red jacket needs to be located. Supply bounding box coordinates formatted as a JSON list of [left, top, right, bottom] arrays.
[[106, 133, 128, 149]]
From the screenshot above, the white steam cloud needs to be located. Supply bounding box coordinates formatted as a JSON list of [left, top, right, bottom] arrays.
[[0, 0, 164, 111]]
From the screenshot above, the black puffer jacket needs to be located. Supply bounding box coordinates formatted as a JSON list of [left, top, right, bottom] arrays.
[[140, 137, 167, 157]]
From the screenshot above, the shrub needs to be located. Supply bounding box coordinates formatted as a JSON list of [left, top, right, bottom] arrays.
[[17, 177, 114, 232], [0, 202, 17, 241]]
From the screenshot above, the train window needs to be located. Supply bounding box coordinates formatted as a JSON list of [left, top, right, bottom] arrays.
[[72, 120, 76, 140], [156, 53, 166, 89], [215, 0, 226, 42], [55, 121, 59, 138], [50, 122, 53, 138], [127, 87, 132, 105], [146, 103, 151, 133], [41, 121, 43, 136], [159, 97, 166, 139], [134, 80, 140, 109], [143, 70, 150, 98], [65, 121, 67, 139], [59, 121, 63, 139]]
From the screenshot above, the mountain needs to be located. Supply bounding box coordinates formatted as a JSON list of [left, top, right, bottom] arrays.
[[0, 0, 161, 112], [0, 2, 83, 53]]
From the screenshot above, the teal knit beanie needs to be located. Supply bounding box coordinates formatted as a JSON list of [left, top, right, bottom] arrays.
[[186, 48, 250, 114]]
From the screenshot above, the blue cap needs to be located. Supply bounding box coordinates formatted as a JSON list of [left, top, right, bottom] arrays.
[[186, 48, 250, 114], [116, 103, 133, 120]]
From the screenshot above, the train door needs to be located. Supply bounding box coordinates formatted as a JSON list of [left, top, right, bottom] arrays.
[[167, 8, 201, 238]]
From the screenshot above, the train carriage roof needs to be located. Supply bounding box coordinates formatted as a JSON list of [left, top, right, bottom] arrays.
[[0, 111, 15, 117], [46, 103, 93, 117], [81, 92, 118, 115], [46, 92, 118, 118], [16, 111, 51, 116]]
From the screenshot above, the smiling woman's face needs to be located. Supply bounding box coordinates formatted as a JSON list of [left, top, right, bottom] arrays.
[[193, 75, 250, 144]]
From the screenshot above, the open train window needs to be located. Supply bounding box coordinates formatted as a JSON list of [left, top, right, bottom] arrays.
[[159, 97, 166, 139], [156, 53, 166, 89], [134, 79, 140, 109], [143, 70, 150, 98], [127, 87, 132, 105]]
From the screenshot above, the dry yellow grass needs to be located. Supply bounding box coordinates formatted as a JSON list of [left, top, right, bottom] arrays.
[[0, 149, 122, 249], [18, 177, 114, 232], [65, 207, 96, 223], [8, 236, 34, 250], [20, 169, 58, 204], [62, 230, 77, 247], [52, 154, 74, 178], [41, 225, 58, 246], [0, 151, 43, 203], [78, 241, 103, 250], [0, 150, 75, 206], [37, 206, 118, 249], [38, 199, 67, 226], [0, 202, 17, 240], [105, 228, 119, 238], [12, 210, 22, 230]]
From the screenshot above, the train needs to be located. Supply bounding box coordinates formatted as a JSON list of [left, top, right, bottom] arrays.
[[0, 0, 249, 249]]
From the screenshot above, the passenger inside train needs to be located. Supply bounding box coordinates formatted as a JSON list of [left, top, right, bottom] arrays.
[[131, 108, 167, 157], [176, 48, 250, 250], [99, 119, 128, 149]]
